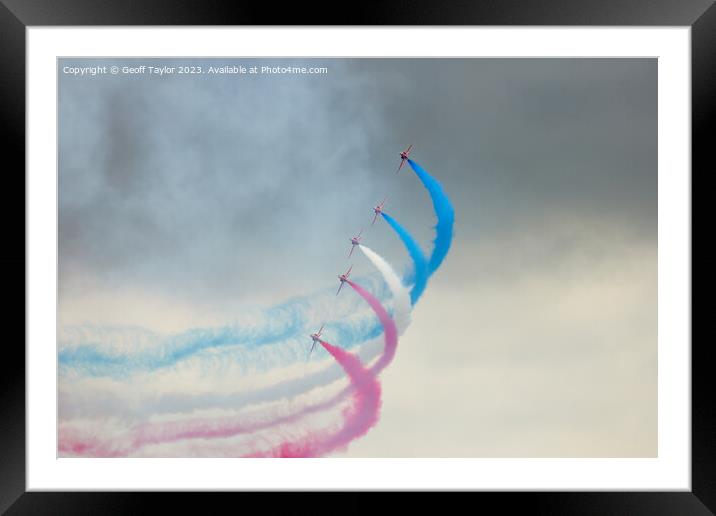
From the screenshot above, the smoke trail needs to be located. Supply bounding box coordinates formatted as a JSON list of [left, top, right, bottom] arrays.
[[58, 248, 415, 424], [59, 427, 125, 458], [59, 388, 343, 457], [359, 245, 411, 334], [240, 278, 398, 457], [58, 335, 394, 425], [59, 339, 381, 458], [60, 267, 406, 423], [59, 158, 457, 458], [58, 274, 392, 377], [346, 279, 398, 374], [59, 246, 414, 457], [58, 342, 382, 455], [248, 340, 381, 457], [59, 277, 399, 456], [381, 212, 429, 305], [407, 159, 455, 274]]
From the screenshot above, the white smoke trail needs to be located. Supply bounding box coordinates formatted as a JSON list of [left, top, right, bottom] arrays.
[[359, 245, 411, 335]]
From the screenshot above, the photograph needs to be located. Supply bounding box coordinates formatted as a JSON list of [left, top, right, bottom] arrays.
[[56, 56, 657, 459]]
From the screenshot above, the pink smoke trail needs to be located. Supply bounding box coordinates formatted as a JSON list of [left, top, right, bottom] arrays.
[[246, 339, 381, 457], [59, 340, 382, 458], [58, 427, 126, 457], [346, 279, 398, 374], [58, 394, 343, 457]]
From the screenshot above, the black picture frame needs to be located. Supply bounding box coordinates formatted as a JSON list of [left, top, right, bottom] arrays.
[[1, 1, 710, 513]]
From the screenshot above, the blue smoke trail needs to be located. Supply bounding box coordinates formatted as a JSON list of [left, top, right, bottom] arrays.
[[407, 159, 455, 274], [58, 275, 391, 378], [381, 212, 429, 305]]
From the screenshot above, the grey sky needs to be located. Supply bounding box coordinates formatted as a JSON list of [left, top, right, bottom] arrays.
[[58, 58, 656, 457]]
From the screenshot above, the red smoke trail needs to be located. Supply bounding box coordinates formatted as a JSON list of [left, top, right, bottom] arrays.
[[58, 427, 125, 458], [346, 279, 398, 374], [137, 279, 396, 454], [58, 395, 344, 457], [247, 339, 381, 458], [60, 340, 381, 458]]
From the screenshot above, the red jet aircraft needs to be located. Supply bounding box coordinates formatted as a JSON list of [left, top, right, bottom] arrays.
[[348, 229, 363, 258], [308, 324, 325, 356], [336, 265, 353, 295], [372, 198, 387, 225], [397, 144, 413, 172]]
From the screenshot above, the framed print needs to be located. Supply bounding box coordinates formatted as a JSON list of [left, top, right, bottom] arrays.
[[2, 0, 711, 512]]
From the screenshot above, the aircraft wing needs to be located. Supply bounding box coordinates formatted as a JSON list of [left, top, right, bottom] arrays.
[[336, 282, 344, 295]]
